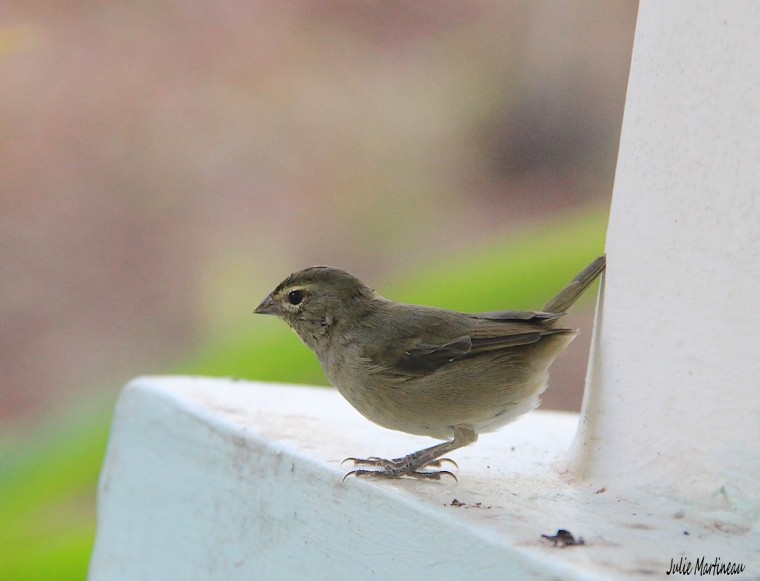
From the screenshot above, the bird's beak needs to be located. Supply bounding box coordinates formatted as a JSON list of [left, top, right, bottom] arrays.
[[254, 294, 277, 315]]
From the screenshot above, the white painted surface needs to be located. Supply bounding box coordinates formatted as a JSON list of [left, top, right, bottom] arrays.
[[567, 0, 760, 518], [89, 377, 756, 580]]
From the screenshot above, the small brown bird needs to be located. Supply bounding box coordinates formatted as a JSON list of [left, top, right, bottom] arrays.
[[255, 255, 605, 480]]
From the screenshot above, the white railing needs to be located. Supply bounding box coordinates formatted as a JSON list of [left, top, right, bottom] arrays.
[[89, 2, 760, 579]]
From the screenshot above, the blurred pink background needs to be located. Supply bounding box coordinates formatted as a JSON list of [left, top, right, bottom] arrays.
[[0, 1, 637, 423]]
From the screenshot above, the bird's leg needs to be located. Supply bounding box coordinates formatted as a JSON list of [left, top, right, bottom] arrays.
[[342, 426, 478, 481]]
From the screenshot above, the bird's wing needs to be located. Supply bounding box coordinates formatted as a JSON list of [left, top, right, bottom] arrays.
[[364, 310, 563, 377], [473, 310, 564, 323]]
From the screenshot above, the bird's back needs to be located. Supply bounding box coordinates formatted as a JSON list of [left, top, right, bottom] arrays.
[[323, 301, 577, 439]]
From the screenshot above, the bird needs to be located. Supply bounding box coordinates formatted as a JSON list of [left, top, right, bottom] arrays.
[[254, 255, 605, 481]]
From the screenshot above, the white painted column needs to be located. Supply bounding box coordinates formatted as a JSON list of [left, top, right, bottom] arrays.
[[566, 0, 760, 516]]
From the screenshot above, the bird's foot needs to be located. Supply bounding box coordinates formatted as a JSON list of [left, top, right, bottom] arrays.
[[342, 456, 458, 470], [341, 455, 458, 483], [341, 466, 457, 483]]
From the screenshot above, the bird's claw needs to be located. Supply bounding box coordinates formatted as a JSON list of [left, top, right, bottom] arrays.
[[342, 467, 457, 484], [341, 456, 458, 470], [341, 456, 395, 467], [423, 457, 458, 470], [340, 454, 458, 482]]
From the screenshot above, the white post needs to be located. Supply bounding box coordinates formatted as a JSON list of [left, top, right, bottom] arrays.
[[567, 0, 760, 515]]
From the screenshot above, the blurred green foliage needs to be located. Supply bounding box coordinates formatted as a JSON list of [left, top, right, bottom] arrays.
[[0, 208, 606, 580]]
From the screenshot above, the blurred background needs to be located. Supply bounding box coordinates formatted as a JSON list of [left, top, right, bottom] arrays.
[[0, 1, 637, 578]]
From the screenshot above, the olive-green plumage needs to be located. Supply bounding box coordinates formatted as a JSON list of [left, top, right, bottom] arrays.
[[255, 255, 605, 480]]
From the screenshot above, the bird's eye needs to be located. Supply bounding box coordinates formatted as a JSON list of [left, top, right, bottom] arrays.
[[287, 289, 304, 305]]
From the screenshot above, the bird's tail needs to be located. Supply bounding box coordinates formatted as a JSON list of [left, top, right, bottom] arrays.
[[543, 255, 606, 313]]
